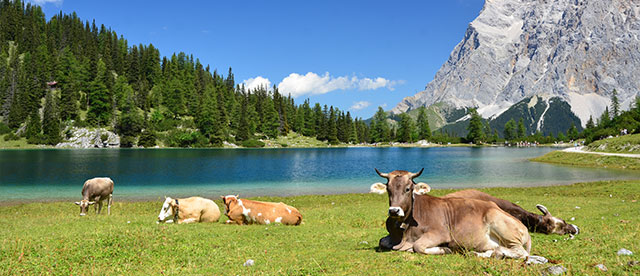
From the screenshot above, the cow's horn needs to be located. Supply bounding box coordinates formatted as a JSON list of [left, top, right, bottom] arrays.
[[536, 204, 551, 216], [375, 168, 389, 179], [410, 168, 424, 179]]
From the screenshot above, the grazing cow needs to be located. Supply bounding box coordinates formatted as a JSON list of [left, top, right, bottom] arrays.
[[444, 189, 579, 235], [371, 183, 580, 235], [74, 177, 114, 216], [376, 169, 531, 259], [221, 195, 302, 225], [157, 196, 221, 224]]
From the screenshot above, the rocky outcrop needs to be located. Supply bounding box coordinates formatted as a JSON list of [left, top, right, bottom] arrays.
[[393, 0, 640, 127], [56, 127, 120, 148]]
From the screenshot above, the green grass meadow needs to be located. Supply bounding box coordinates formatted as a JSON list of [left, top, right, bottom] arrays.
[[587, 134, 640, 154], [531, 150, 640, 170], [1, 181, 639, 275]]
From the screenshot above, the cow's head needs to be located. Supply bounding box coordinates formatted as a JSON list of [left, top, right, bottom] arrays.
[[74, 199, 95, 216], [375, 168, 427, 219], [536, 204, 580, 235], [157, 197, 177, 222], [220, 195, 239, 215]]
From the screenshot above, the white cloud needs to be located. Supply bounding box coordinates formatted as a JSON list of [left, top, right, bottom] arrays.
[[27, 0, 62, 5], [277, 72, 401, 98], [242, 76, 272, 91], [350, 101, 371, 110]]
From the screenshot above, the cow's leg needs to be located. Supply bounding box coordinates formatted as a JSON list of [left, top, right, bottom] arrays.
[[178, 218, 197, 224], [107, 194, 113, 215], [412, 233, 452, 255], [96, 201, 102, 214]]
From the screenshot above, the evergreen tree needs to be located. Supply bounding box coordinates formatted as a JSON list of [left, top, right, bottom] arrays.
[[517, 118, 526, 139], [397, 113, 414, 143], [236, 93, 251, 141], [25, 110, 42, 144], [504, 119, 516, 141], [371, 107, 390, 142], [611, 89, 620, 118], [117, 85, 143, 147], [466, 108, 485, 144], [585, 115, 595, 129], [327, 106, 338, 144], [599, 106, 611, 127], [567, 123, 579, 140], [262, 97, 279, 139], [42, 90, 61, 145], [195, 87, 218, 143], [416, 107, 431, 140], [86, 59, 112, 126]]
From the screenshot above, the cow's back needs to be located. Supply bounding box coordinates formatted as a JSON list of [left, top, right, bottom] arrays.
[[82, 177, 114, 201], [180, 197, 221, 223], [242, 200, 302, 225]]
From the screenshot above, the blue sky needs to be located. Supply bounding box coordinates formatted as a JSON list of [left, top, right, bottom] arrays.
[[31, 0, 484, 119]]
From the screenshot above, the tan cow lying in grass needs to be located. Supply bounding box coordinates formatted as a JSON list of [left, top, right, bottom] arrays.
[[221, 195, 302, 225], [157, 196, 221, 224], [376, 169, 532, 259], [74, 177, 114, 216]]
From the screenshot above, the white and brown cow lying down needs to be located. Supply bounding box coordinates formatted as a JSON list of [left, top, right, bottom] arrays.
[[157, 196, 221, 224], [376, 169, 532, 259], [221, 195, 302, 225], [371, 182, 579, 235], [74, 177, 114, 216]]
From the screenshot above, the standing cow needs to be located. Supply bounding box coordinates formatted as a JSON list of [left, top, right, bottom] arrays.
[[221, 195, 302, 225], [157, 196, 221, 224], [376, 169, 532, 259], [74, 177, 114, 216]]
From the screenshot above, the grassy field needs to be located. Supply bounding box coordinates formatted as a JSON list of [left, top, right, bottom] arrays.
[[587, 134, 640, 154], [531, 150, 640, 170], [1, 181, 639, 275]]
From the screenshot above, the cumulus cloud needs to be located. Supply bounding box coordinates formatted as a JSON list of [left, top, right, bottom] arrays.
[[242, 76, 272, 91], [350, 101, 371, 110], [27, 0, 62, 5], [277, 72, 401, 98]]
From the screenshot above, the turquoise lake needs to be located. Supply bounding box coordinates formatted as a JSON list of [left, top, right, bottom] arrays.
[[1, 147, 638, 202]]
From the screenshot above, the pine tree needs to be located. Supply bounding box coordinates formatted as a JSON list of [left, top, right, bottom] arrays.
[[372, 107, 390, 142], [25, 110, 42, 144], [567, 123, 578, 140], [86, 59, 112, 126], [517, 118, 526, 139], [397, 113, 414, 143], [416, 107, 431, 140], [117, 85, 143, 147], [599, 106, 611, 127], [611, 89, 620, 118], [585, 115, 595, 129], [466, 108, 485, 144], [262, 97, 279, 139], [327, 106, 338, 144], [42, 90, 61, 145], [236, 93, 251, 141], [504, 119, 516, 141], [195, 86, 218, 143]]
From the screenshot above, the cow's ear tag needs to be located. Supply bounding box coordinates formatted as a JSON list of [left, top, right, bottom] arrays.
[[413, 182, 431, 195]]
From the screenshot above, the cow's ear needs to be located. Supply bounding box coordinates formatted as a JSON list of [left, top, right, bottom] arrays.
[[236, 194, 239, 198], [369, 182, 387, 194], [74, 201, 81, 205], [413, 182, 431, 195]]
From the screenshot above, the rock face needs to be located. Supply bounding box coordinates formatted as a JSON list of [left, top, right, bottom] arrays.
[[393, 0, 640, 127], [56, 127, 120, 148]]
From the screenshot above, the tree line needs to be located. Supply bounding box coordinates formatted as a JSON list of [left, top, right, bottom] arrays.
[[465, 89, 640, 145]]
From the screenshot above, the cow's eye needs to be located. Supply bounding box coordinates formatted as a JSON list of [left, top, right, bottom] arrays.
[[405, 187, 410, 193]]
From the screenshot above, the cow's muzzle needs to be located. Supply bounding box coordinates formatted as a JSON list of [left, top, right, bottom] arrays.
[[388, 207, 405, 217], [570, 224, 579, 235]]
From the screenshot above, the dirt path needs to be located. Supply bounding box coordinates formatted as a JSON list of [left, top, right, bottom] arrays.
[[562, 146, 640, 158]]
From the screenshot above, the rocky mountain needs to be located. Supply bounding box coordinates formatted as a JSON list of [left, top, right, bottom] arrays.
[[392, 0, 640, 133]]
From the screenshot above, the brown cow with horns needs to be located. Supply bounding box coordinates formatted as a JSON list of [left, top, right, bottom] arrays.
[[376, 168, 533, 259]]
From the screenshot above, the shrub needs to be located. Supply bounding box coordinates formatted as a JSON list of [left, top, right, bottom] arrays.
[[138, 130, 157, 148], [120, 135, 136, 148], [3, 132, 20, 141], [165, 129, 201, 147], [0, 122, 10, 134], [242, 139, 265, 148]]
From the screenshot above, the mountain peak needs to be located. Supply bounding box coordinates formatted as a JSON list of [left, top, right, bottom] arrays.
[[393, 0, 640, 127]]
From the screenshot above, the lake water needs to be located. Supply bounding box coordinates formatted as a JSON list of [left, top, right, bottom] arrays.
[[1, 147, 638, 202]]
